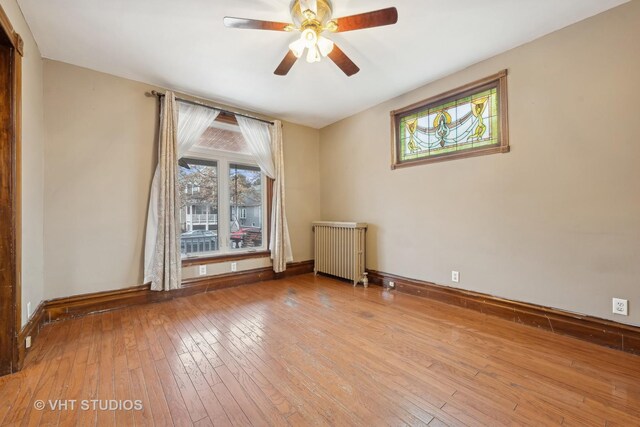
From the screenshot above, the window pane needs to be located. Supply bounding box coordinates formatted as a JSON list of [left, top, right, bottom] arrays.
[[399, 87, 499, 162], [229, 163, 262, 250], [179, 159, 218, 257]]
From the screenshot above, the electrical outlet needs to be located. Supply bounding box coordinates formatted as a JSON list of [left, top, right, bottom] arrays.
[[25, 336, 31, 349], [612, 298, 628, 316], [388, 281, 395, 289], [231, 262, 237, 272], [451, 271, 460, 283], [198, 265, 207, 276], [27, 302, 31, 318]]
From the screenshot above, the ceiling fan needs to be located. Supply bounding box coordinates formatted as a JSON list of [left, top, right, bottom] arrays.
[[223, 0, 398, 77]]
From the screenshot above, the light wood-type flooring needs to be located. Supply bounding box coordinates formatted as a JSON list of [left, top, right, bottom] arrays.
[[1, 274, 639, 426]]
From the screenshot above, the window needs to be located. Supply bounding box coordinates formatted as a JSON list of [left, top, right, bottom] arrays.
[[178, 159, 219, 256], [178, 118, 268, 259], [184, 182, 201, 194], [391, 70, 509, 168], [229, 164, 262, 249]]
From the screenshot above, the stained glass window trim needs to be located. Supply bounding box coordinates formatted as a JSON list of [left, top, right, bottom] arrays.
[[391, 70, 509, 169]]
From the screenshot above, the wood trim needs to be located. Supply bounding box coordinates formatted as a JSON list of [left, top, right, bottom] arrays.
[[391, 145, 510, 169], [16, 302, 45, 370], [182, 250, 270, 267], [12, 34, 22, 372], [0, 5, 23, 56], [266, 176, 273, 247], [498, 68, 509, 156], [42, 260, 313, 323], [275, 259, 314, 279], [367, 269, 640, 356], [0, 3, 22, 376], [390, 70, 509, 169], [215, 112, 238, 125], [391, 70, 508, 117]]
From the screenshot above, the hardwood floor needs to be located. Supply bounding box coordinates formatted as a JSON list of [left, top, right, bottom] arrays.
[[1, 274, 639, 426]]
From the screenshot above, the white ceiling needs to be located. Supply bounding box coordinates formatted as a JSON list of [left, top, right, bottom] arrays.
[[18, 0, 626, 128]]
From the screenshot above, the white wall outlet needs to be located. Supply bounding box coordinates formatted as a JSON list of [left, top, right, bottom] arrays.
[[388, 281, 395, 289], [451, 271, 460, 283], [198, 265, 207, 276], [231, 262, 237, 272], [612, 298, 628, 316], [25, 336, 31, 349], [27, 302, 31, 318]]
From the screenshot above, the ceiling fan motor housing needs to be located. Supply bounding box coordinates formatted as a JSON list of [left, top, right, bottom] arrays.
[[290, 0, 334, 28]]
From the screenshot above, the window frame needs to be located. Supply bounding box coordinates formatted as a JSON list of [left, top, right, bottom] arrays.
[[390, 70, 509, 169], [180, 145, 272, 266]]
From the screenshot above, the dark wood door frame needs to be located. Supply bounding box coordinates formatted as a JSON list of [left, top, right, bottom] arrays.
[[0, 4, 22, 377]]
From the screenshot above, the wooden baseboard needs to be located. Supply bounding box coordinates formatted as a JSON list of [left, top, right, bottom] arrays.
[[16, 301, 46, 371], [367, 269, 640, 356], [16, 260, 313, 369], [276, 259, 317, 279], [45, 260, 314, 322]]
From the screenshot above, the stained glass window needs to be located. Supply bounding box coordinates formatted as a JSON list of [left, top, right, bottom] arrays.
[[391, 71, 509, 168]]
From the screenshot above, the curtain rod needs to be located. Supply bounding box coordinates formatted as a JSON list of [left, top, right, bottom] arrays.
[[150, 90, 275, 126]]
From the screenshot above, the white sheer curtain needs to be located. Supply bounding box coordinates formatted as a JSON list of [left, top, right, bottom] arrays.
[[237, 116, 293, 272], [144, 93, 220, 290], [176, 102, 220, 157], [237, 117, 275, 178]]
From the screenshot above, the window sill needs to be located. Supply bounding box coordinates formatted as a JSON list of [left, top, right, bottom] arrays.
[[182, 250, 271, 267]]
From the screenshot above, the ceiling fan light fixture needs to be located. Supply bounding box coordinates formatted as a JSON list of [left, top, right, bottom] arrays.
[[301, 28, 318, 48], [317, 36, 334, 56], [289, 38, 306, 58], [306, 45, 321, 63]]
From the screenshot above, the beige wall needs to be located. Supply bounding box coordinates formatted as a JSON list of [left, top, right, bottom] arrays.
[[0, 0, 45, 326], [319, 1, 640, 326], [282, 121, 321, 262], [43, 60, 320, 298]]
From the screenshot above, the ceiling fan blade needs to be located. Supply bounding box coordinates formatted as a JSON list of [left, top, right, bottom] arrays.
[[223, 17, 290, 31], [274, 51, 299, 76], [334, 7, 398, 32], [328, 44, 360, 77]]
